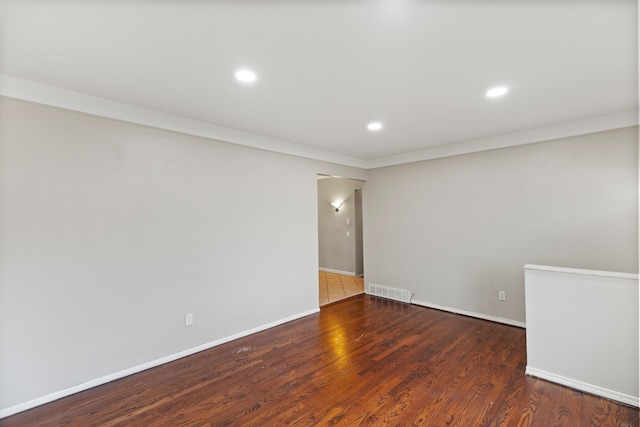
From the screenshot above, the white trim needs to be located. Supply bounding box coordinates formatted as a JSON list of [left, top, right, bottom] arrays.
[[0, 307, 320, 420], [1, 75, 637, 170], [367, 110, 639, 168], [526, 366, 639, 408], [319, 267, 356, 276], [0, 75, 367, 169], [411, 298, 526, 328], [524, 264, 639, 280]]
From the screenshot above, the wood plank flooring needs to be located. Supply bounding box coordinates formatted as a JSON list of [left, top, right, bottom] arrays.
[[319, 271, 364, 305], [1, 295, 637, 426]]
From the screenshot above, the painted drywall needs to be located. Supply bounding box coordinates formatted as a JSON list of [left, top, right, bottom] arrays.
[[0, 97, 367, 413], [354, 189, 363, 276], [363, 126, 638, 324], [317, 178, 362, 275], [525, 265, 638, 407]]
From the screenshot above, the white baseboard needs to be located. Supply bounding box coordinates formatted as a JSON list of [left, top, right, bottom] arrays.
[[319, 267, 356, 276], [0, 307, 320, 420], [411, 298, 526, 329], [526, 366, 639, 408]]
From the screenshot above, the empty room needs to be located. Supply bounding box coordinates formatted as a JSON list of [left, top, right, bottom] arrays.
[[0, 1, 638, 426]]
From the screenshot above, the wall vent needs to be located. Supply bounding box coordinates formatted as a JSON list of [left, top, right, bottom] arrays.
[[368, 283, 412, 303]]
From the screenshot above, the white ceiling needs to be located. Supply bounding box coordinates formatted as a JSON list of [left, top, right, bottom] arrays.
[[0, 1, 637, 168]]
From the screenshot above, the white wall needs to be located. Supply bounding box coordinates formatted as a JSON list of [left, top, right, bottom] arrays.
[[317, 178, 362, 275], [0, 97, 367, 414], [363, 126, 638, 324], [524, 265, 639, 407]]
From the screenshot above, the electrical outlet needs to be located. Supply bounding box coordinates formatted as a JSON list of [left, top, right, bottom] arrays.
[[498, 291, 506, 301], [185, 313, 193, 326]]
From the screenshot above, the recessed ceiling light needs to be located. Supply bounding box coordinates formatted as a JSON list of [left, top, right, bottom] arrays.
[[367, 122, 383, 131], [235, 70, 257, 83], [486, 86, 508, 98]]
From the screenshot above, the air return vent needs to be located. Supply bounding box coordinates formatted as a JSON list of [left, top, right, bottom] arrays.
[[368, 284, 412, 303]]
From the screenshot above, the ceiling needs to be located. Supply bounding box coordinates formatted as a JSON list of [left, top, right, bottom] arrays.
[[0, 1, 637, 168]]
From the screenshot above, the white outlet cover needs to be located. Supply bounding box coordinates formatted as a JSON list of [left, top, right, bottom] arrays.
[[185, 313, 193, 326]]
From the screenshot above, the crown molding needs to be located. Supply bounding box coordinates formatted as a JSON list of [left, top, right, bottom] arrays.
[[367, 110, 638, 169], [1, 75, 636, 171], [0, 75, 368, 169]]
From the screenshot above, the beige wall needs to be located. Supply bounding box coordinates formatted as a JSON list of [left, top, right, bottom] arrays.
[[363, 126, 638, 324]]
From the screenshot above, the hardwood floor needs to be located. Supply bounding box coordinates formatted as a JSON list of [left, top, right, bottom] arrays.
[[1, 295, 637, 426], [319, 271, 364, 305]]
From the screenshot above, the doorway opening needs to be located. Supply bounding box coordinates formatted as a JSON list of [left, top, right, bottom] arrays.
[[317, 176, 364, 305]]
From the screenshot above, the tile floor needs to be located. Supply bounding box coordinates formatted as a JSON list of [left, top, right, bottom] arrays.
[[319, 271, 365, 305]]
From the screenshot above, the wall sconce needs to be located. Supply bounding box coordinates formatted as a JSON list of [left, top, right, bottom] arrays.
[[331, 201, 343, 212]]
